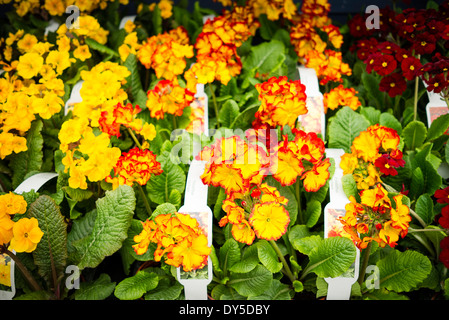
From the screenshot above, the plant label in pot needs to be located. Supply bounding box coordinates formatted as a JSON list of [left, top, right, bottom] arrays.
[[176, 159, 212, 300], [297, 66, 325, 136], [324, 148, 360, 300]]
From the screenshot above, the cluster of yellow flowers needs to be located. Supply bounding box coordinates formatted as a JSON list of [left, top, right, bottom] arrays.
[[247, 0, 297, 21], [0, 30, 76, 159], [118, 23, 142, 62], [0, 192, 43, 253], [138, 0, 174, 20], [55, 15, 109, 62], [0, 0, 129, 17]]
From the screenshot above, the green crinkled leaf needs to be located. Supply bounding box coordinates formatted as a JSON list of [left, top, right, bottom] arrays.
[[71, 185, 136, 270], [146, 153, 186, 205], [218, 99, 240, 128], [228, 244, 259, 273], [305, 237, 357, 278], [408, 167, 424, 200], [402, 121, 427, 150], [67, 209, 96, 256], [378, 250, 432, 292], [342, 173, 359, 200], [30, 195, 68, 287], [361, 72, 383, 109], [228, 264, 273, 297], [114, 270, 159, 300], [360, 106, 380, 125], [123, 53, 143, 102], [219, 238, 241, 272], [152, 202, 177, 217], [257, 240, 283, 273], [305, 200, 321, 228], [292, 235, 322, 256], [415, 193, 434, 226], [85, 37, 118, 57], [288, 224, 311, 251], [74, 273, 116, 300], [243, 39, 286, 76], [11, 120, 44, 189], [328, 107, 370, 153], [380, 112, 402, 135], [421, 160, 442, 195], [427, 113, 449, 142], [248, 279, 292, 300], [144, 281, 183, 300]]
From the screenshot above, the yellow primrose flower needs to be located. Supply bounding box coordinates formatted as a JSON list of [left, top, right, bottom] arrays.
[[0, 261, 11, 287], [16, 33, 37, 53], [46, 50, 73, 75], [0, 215, 14, 245], [30, 91, 63, 119], [9, 217, 44, 253], [249, 202, 290, 241], [16, 52, 43, 79], [73, 45, 92, 62]]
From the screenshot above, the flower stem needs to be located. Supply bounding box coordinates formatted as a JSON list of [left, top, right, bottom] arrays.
[[413, 75, 419, 121], [270, 240, 296, 283], [357, 241, 372, 286], [136, 183, 153, 217], [295, 179, 303, 224], [4, 248, 42, 292], [128, 127, 142, 149], [209, 83, 220, 128], [172, 115, 177, 131]]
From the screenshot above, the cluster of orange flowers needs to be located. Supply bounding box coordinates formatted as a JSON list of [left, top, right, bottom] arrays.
[[185, 14, 252, 91], [340, 124, 405, 190], [198, 135, 271, 198], [146, 79, 195, 120], [106, 147, 162, 190], [339, 184, 411, 249], [246, 0, 297, 21], [219, 183, 290, 245], [323, 84, 361, 113], [273, 129, 330, 191], [196, 127, 330, 244], [137, 26, 193, 82], [0, 192, 43, 253], [133, 213, 211, 272], [290, 0, 341, 61], [253, 76, 308, 128], [305, 49, 352, 85], [99, 102, 156, 140]]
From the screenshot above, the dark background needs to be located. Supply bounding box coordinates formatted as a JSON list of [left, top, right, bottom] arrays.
[[0, 0, 436, 23]]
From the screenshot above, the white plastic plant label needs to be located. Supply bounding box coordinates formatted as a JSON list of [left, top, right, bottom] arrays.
[[297, 66, 325, 136], [423, 80, 448, 129], [176, 159, 212, 300], [0, 172, 58, 300], [44, 19, 60, 36], [422, 80, 449, 179], [202, 14, 215, 24], [64, 80, 84, 115], [187, 83, 209, 137], [323, 148, 360, 300], [119, 15, 137, 29]]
